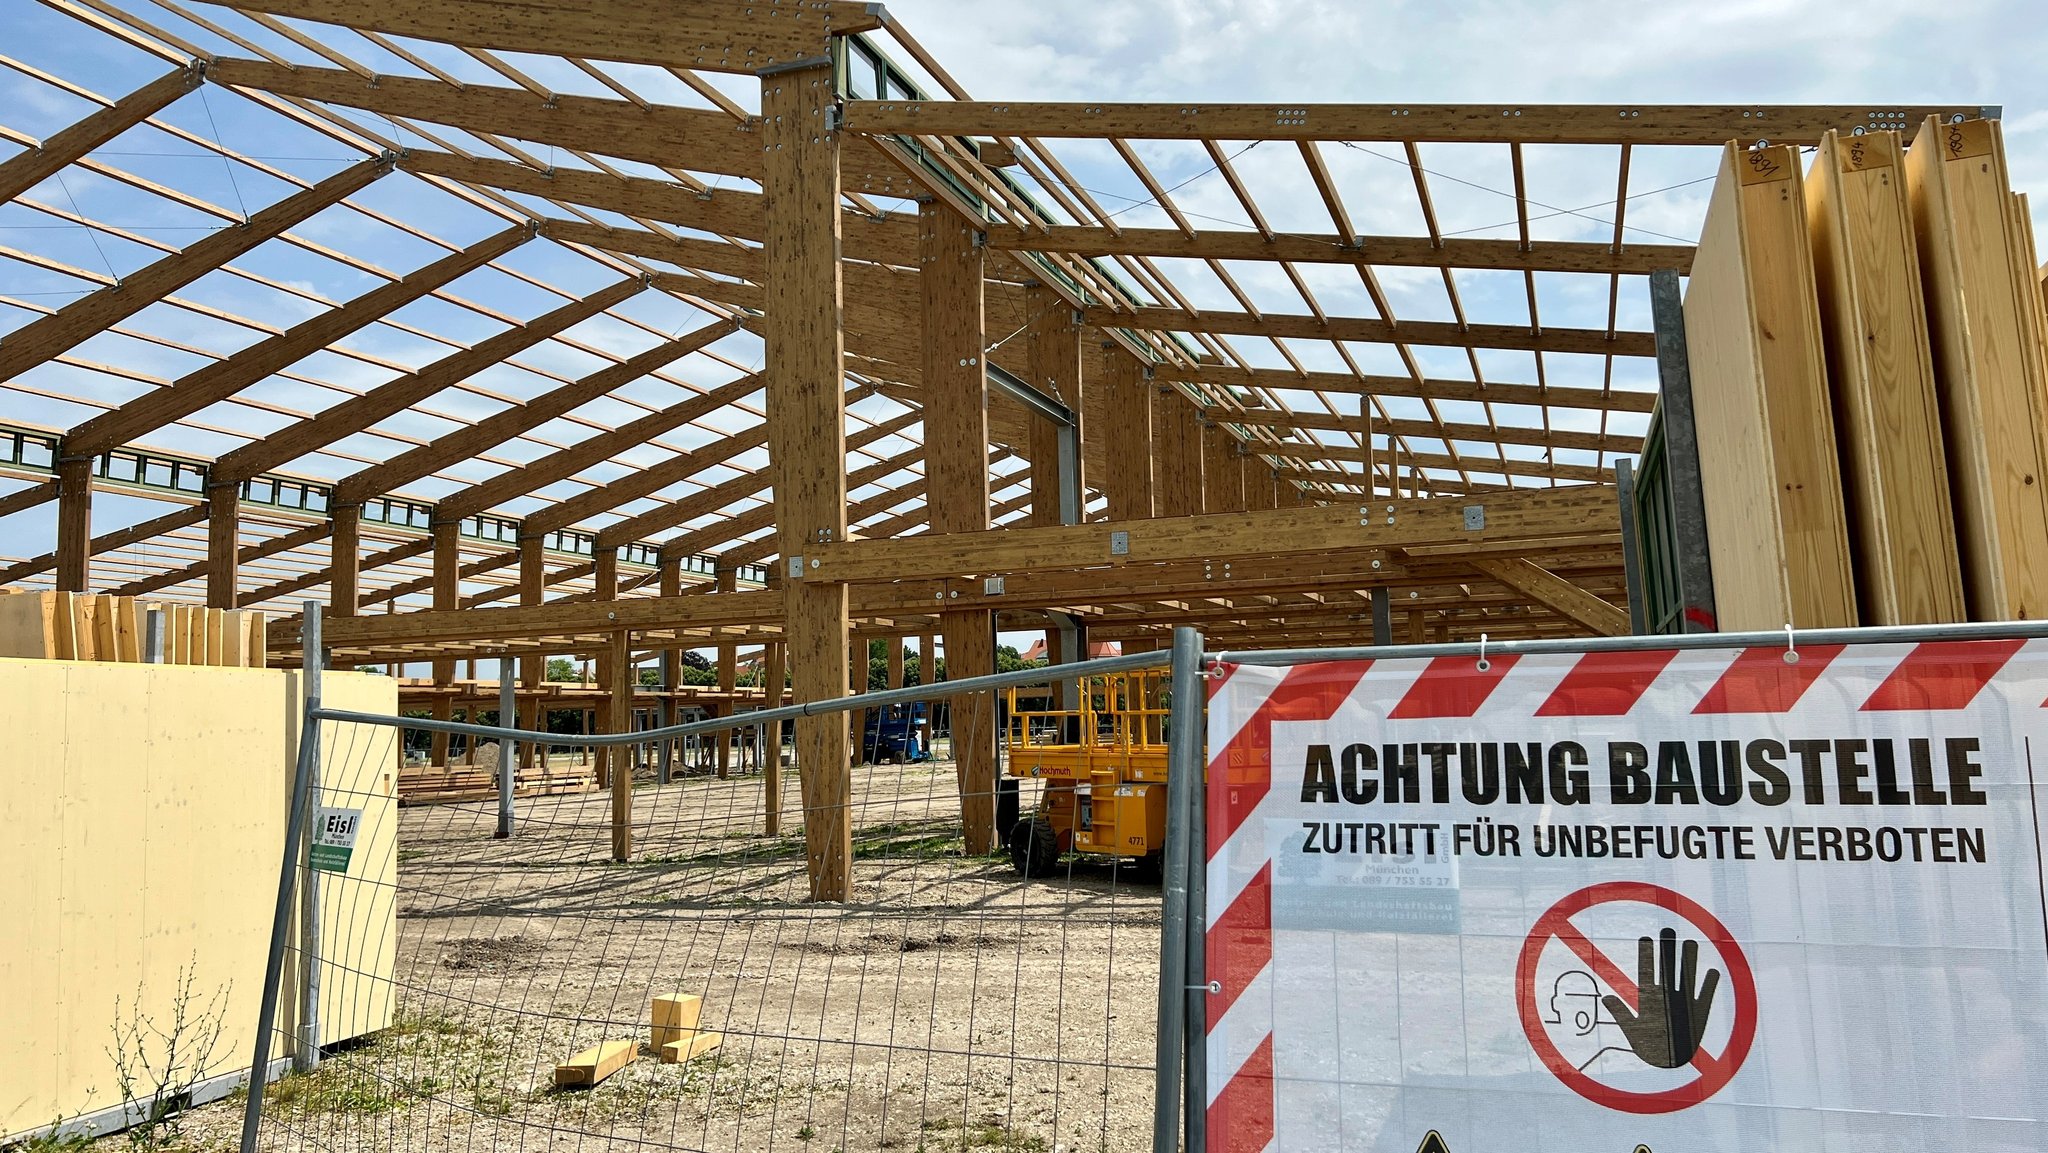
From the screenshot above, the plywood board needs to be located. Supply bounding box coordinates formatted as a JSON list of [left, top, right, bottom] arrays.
[[1905, 117, 2048, 620], [245, 611, 267, 668], [220, 610, 249, 668], [1805, 130, 1964, 624], [553, 1039, 636, 1087], [0, 662, 398, 1133], [1683, 143, 1857, 631], [0, 592, 59, 659], [52, 593, 85, 660], [112, 597, 141, 664]]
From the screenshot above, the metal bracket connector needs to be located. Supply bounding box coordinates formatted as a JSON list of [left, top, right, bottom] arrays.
[[984, 576, 1006, 595], [786, 556, 805, 580], [1109, 530, 1130, 556], [1463, 505, 1486, 531]]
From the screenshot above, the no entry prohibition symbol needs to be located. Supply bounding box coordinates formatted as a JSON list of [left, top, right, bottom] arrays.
[[1515, 881, 1758, 1114]]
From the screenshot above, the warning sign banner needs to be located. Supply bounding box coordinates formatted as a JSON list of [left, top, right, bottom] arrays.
[[1203, 639, 2048, 1152]]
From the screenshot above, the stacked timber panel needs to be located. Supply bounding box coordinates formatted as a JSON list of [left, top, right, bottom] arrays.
[[1905, 117, 2048, 620], [1673, 119, 2048, 631], [1683, 143, 1857, 632], [0, 589, 265, 666], [1806, 130, 1965, 624]]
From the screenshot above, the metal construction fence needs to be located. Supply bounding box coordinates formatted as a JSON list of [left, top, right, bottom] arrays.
[[237, 608, 1203, 1153], [238, 610, 2048, 1153]]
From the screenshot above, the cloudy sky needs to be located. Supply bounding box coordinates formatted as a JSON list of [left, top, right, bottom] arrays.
[[886, 0, 2047, 231]]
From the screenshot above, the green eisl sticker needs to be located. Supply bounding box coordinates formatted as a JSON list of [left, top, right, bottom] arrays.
[[311, 806, 363, 874]]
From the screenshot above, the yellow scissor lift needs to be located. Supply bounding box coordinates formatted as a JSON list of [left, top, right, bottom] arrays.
[[1002, 669, 1172, 878]]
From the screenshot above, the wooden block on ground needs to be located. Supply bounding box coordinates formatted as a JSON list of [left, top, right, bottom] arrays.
[[553, 1039, 637, 1088], [657, 1031, 723, 1064], [1806, 130, 1965, 624], [651, 993, 704, 1048], [1684, 142, 1857, 632], [1905, 116, 2048, 621]]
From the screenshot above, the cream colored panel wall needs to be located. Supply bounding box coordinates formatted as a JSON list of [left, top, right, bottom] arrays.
[[0, 661, 397, 1139]]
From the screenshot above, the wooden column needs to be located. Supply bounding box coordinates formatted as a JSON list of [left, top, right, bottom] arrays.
[[658, 552, 683, 782], [1104, 355, 1154, 520], [205, 483, 239, 608], [920, 198, 999, 857], [608, 628, 633, 861], [762, 640, 786, 836], [592, 545, 619, 787], [53, 456, 91, 592], [330, 505, 361, 617], [917, 633, 936, 685], [1154, 387, 1205, 517], [763, 63, 853, 901], [714, 560, 737, 779], [1202, 422, 1245, 512], [885, 636, 904, 689], [429, 520, 459, 765], [517, 534, 545, 769], [1242, 456, 1277, 512], [1025, 283, 1084, 525]]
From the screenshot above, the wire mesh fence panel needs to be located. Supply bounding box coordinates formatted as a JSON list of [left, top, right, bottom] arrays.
[[245, 670, 1164, 1153]]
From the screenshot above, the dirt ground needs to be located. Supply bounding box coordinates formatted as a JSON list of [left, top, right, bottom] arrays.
[[168, 757, 1164, 1153]]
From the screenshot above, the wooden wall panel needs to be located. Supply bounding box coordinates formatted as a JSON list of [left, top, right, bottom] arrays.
[[1905, 117, 2048, 621], [1684, 143, 1855, 632], [1806, 130, 1964, 624]]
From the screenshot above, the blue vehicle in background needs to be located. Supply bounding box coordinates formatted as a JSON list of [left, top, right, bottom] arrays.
[[859, 701, 931, 764]]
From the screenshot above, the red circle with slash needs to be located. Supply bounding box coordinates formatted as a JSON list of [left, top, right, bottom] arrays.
[[1515, 881, 1758, 1114]]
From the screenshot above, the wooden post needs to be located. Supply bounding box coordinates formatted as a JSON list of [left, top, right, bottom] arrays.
[[1104, 355, 1154, 520], [917, 633, 936, 685], [762, 640, 786, 836], [1407, 608, 1429, 645], [762, 62, 853, 901], [429, 520, 459, 765], [592, 546, 619, 787], [1025, 282, 1084, 525], [714, 560, 737, 779], [518, 534, 545, 771], [659, 552, 683, 782], [205, 483, 239, 608], [54, 456, 92, 592], [885, 636, 904, 689], [609, 628, 633, 861], [1154, 386, 1204, 517], [331, 505, 360, 617], [920, 198, 999, 857], [1242, 456, 1277, 512], [1202, 422, 1245, 512]]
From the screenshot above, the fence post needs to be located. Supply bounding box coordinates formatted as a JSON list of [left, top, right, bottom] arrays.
[[497, 653, 516, 838], [1184, 644, 1209, 1153], [238, 602, 324, 1153], [297, 602, 323, 1073], [1154, 625, 1204, 1153]]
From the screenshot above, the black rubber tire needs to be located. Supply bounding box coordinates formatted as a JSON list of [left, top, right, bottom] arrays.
[[994, 778, 1021, 841], [1127, 850, 1165, 884], [1008, 815, 1062, 878]]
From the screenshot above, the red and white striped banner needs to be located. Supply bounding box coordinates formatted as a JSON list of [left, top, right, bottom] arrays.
[[1204, 638, 2048, 1153]]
